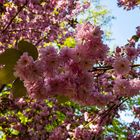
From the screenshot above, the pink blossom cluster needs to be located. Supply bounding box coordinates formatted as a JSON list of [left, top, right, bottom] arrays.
[[0, 0, 89, 48], [14, 23, 112, 106], [14, 22, 140, 106], [117, 0, 139, 10], [113, 57, 131, 75], [114, 78, 140, 97], [126, 106, 140, 139], [0, 95, 117, 140], [75, 23, 109, 60]]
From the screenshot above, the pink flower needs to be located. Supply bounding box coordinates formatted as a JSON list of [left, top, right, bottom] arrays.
[[59, 47, 75, 64], [48, 127, 68, 140], [39, 46, 58, 59], [16, 52, 33, 68], [136, 26, 140, 37], [70, 47, 94, 71], [75, 22, 103, 45], [73, 127, 94, 140], [125, 46, 138, 60], [129, 79, 140, 96], [14, 53, 34, 80], [75, 23, 108, 60], [115, 47, 122, 53], [113, 57, 131, 75], [14, 53, 43, 81], [78, 58, 93, 71], [45, 76, 67, 96], [118, 0, 138, 10], [114, 79, 131, 96], [39, 47, 60, 75], [24, 79, 47, 99]]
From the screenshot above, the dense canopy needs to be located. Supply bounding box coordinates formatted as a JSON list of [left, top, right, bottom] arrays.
[[0, 0, 140, 139]]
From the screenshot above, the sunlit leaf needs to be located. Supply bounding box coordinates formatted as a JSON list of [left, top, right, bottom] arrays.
[[0, 48, 21, 65], [56, 111, 66, 122], [64, 37, 76, 48], [0, 65, 15, 84], [45, 124, 55, 132], [17, 112, 29, 125]]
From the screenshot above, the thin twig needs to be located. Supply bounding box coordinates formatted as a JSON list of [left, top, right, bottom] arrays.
[[89, 64, 140, 72], [2, 1, 28, 33], [84, 97, 127, 128]]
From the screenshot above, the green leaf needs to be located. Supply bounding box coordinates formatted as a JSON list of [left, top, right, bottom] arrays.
[[18, 40, 38, 60], [132, 35, 139, 42], [56, 111, 66, 122], [64, 37, 76, 48], [9, 128, 19, 136], [45, 124, 55, 132], [57, 95, 69, 103], [45, 100, 53, 108], [0, 48, 21, 65], [0, 65, 16, 84], [12, 78, 27, 98], [17, 112, 29, 125]]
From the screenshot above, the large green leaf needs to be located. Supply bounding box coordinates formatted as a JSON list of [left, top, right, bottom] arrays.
[[0, 65, 16, 84], [12, 78, 27, 98], [18, 40, 38, 60], [0, 48, 21, 65]]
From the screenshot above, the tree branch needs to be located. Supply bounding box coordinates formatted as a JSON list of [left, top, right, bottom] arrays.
[[89, 64, 140, 72], [2, 1, 28, 33]]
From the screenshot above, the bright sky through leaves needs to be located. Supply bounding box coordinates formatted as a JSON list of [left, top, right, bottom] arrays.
[[101, 0, 140, 46]]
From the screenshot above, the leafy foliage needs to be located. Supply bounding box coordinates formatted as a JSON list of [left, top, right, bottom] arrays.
[[0, 65, 15, 84], [18, 40, 38, 60], [0, 0, 139, 139], [12, 78, 27, 98]]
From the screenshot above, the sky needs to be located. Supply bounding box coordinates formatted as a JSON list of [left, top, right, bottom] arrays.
[[100, 0, 140, 47]]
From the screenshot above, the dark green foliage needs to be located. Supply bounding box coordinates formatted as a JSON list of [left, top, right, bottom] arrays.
[[12, 78, 27, 98], [0, 65, 16, 84], [0, 48, 21, 66], [18, 40, 38, 60], [0, 40, 38, 97]]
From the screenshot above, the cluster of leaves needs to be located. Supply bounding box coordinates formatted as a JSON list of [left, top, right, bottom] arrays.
[[0, 40, 38, 98]]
